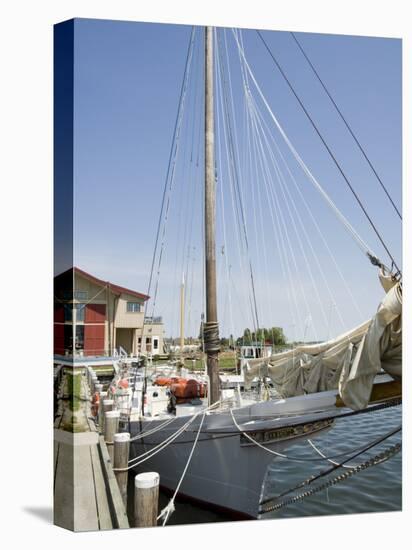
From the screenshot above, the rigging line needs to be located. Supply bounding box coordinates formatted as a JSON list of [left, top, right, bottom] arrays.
[[189, 32, 201, 163], [260, 442, 401, 513], [248, 97, 330, 335], [149, 27, 197, 320], [290, 31, 402, 221], [251, 95, 364, 322], [248, 101, 303, 338], [215, 82, 235, 343], [249, 95, 347, 335], [260, 424, 401, 505], [238, 37, 273, 333], [159, 409, 207, 526], [217, 29, 261, 331], [225, 29, 262, 333], [239, 60, 307, 338], [246, 93, 304, 338], [307, 438, 361, 469], [171, 91, 193, 338], [145, 26, 196, 302], [215, 32, 257, 332], [232, 31, 375, 262], [255, 30, 401, 274]]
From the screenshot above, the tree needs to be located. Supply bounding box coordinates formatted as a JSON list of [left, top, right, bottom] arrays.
[[235, 326, 286, 346]]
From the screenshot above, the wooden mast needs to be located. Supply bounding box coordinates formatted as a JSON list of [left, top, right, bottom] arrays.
[[204, 26, 220, 404]]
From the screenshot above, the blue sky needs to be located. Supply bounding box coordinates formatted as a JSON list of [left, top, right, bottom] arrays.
[[73, 18, 401, 341]]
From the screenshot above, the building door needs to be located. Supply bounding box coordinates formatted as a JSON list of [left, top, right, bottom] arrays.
[[153, 337, 159, 354], [84, 304, 106, 356], [116, 328, 133, 355]]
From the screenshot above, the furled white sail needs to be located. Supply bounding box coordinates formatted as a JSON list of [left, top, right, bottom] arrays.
[[244, 269, 402, 410]]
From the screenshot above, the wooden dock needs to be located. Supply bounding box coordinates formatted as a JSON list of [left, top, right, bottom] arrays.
[[53, 368, 129, 531]]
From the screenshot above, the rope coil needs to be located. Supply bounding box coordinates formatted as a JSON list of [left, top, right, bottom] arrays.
[[203, 321, 220, 353]]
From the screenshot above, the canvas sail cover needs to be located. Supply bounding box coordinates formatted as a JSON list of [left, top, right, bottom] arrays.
[[243, 269, 402, 410]]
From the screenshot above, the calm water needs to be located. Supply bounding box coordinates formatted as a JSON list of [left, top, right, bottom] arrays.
[[127, 405, 402, 525]]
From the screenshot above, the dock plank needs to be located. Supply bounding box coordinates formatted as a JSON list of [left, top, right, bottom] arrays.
[[73, 445, 99, 531], [54, 442, 74, 531], [98, 436, 130, 529], [90, 444, 113, 530]]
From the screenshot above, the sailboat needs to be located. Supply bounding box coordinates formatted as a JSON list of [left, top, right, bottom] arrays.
[[121, 26, 402, 521]]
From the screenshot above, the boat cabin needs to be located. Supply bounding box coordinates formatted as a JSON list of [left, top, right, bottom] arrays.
[[239, 344, 272, 360]]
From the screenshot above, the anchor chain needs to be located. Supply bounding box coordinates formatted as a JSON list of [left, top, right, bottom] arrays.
[[259, 442, 401, 515]]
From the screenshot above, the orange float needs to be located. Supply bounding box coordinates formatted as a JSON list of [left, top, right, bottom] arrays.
[[91, 392, 100, 416], [154, 376, 206, 400]]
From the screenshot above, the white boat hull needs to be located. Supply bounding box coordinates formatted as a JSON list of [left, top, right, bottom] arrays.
[[129, 399, 334, 518]]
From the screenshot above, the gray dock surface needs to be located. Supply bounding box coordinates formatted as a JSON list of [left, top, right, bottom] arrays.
[[54, 368, 129, 531]]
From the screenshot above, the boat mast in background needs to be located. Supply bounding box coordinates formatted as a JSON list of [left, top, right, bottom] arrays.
[[180, 272, 185, 365], [204, 26, 220, 404]]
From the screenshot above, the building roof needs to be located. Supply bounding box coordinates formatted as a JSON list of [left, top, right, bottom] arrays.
[[55, 267, 150, 301]]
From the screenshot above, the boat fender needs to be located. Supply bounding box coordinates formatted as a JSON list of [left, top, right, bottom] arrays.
[[91, 392, 100, 417]]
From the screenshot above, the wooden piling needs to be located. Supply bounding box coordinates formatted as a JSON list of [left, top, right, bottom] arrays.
[[134, 472, 159, 527], [91, 373, 98, 394], [101, 398, 114, 434], [104, 410, 120, 463], [113, 432, 130, 507], [98, 391, 108, 433]]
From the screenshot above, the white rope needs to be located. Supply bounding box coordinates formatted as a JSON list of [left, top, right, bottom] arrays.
[[157, 409, 207, 526], [244, 84, 306, 338], [215, 30, 260, 332], [229, 408, 288, 458], [247, 94, 330, 338], [121, 400, 223, 470], [149, 27, 197, 324], [307, 438, 359, 469], [248, 91, 363, 329], [234, 29, 304, 337], [129, 417, 178, 442], [231, 29, 375, 259], [215, 34, 256, 331], [125, 415, 198, 469]]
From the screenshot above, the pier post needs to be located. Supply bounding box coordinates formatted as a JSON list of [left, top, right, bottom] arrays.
[[104, 410, 120, 463], [134, 472, 159, 527], [101, 398, 114, 434], [113, 432, 130, 507], [91, 372, 98, 394], [98, 391, 108, 432]]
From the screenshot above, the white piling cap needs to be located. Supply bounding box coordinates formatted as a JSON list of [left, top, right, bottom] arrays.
[[135, 472, 160, 489], [114, 432, 130, 443], [105, 410, 120, 418], [103, 399, 114, 406]]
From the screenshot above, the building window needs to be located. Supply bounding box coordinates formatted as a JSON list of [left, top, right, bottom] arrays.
[[64, 304, 72, 322], [127, 302, 141, 313], [63, 290, 88, 300], [63, 303, 85, 322], [76, 303, 85, 322], [63, 325, 84, 351]]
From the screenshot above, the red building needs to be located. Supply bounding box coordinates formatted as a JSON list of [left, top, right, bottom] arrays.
[[54, 267, 163, 357]]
